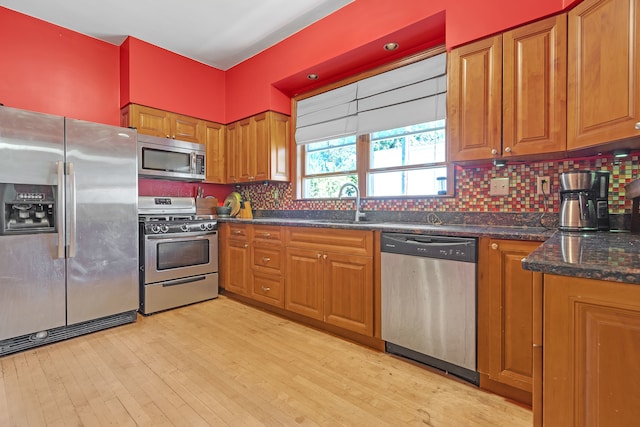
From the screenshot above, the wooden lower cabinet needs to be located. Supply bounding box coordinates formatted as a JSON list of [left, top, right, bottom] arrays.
[[250, 225, 284, 307], [285, 227, 374, 336], [220, 224, 251, 295], [478, 238, 542, 405], [541, 274, 640, 426]]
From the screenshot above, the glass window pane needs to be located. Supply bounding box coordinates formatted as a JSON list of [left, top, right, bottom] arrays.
[[370, 120, 445, 169], [368, 167, 447, 197], [305, 136, 357, 175], [303, 175, 357, 199]]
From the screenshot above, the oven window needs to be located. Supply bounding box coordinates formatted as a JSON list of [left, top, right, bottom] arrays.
[[157, 240, 209, 270]]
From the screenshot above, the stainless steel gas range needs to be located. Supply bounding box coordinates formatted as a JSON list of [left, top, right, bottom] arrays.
[[138, 196, 218, 314]]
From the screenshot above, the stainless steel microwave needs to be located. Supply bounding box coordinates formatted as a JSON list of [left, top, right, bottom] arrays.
[[137, 134, 205, 181]]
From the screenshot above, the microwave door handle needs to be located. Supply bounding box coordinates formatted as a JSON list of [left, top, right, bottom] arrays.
[[191, 152, 196, 174]]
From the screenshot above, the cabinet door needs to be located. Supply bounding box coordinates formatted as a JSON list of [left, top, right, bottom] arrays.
[[503, 15, 567, 157], [567, 0, 640, 149], [129, 104, 171, 138], [268, 112, 290, 182], [171, 113, 203, 143], [483, 240, 541, 398], [205, 121, 225, 183], [237, 118, 253, 182], [285, 247, 323, 320], [544, 275, 640, 426], [226, 122, 239, 183], [448, 35, 503, 162], [225, 238, 250, 295], [253, 112, 270, 182], [323, 253, 373, 336]]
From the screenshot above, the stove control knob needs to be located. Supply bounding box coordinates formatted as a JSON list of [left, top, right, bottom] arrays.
[[151, 224, 161, 234], [160, 225, 169, 233], [181, 224, 190, 232], [199, 223, 207, 231], [206, 223, 215, 231]]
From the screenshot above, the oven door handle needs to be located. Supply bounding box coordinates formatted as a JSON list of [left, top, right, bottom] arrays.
[[145, 233, 216, 241], [161, 276, 207, 287]]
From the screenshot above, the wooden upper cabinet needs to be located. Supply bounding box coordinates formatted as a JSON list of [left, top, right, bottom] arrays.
[[448, 35, 503, 162], [122, 104, 204, 144], [204, 121, 225, 183], [226, 111, 290, 184], [503, 15, 567, 157], [225, 122, 239, 183], [449, 15, 567, 163], [567, 0, 640, 150]]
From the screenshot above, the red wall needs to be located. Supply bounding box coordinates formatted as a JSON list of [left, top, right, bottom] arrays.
[[121, 37, 226, 123], [0, 7, 120, 125]]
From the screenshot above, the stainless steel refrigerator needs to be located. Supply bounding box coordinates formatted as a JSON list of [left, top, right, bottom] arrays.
[[0, 106, 138, 355]]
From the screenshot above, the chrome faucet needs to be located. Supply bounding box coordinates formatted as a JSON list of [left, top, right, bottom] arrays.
[[338, 183, 365, 222]]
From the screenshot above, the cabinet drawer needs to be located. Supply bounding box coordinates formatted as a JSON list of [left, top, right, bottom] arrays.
[[228, 224, 249, 239], [253, 225, 282, 242], [251, 272, 284, 308], [252, 245, 282, 273], [285, 227, 373, 256]]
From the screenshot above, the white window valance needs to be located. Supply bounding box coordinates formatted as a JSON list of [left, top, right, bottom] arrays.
[[295, 52, 446, 145]]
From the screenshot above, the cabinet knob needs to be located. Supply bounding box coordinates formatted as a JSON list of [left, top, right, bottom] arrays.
[[261, 286, 271, 292], [261, 257, 271, 263], [323, 254, 327, 260], [504, 146, 512, 153], [635, 122, 640, 130], [491, 148, 498, 155], [166, 134, 170, 138], [491, 243, 499, 250], [243, 244, 248, 248], [317, 253, 322, 259]]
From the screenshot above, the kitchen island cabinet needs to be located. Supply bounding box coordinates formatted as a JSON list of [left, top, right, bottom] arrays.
[[478, 238, 542, 405], [448, 15, 567, 163], [541, 274, 640, 426], [567, 0, 640, 151]]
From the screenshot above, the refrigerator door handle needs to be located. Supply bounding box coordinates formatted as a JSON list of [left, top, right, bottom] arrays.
[[68, 161, 77, 258], [57, 161, 65, 259]]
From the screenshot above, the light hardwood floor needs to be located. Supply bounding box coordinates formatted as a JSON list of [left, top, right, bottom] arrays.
[[0, 296, 532, 426]]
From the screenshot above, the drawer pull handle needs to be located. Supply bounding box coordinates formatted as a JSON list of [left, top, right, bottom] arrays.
[[262, 257, 271, 263], [261, 233, 271, 237], [261, 286, 271, 291], [233, 230, 242, 235]]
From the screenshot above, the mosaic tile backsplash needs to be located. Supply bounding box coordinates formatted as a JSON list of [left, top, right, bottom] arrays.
[[240, 154, 639, 215]]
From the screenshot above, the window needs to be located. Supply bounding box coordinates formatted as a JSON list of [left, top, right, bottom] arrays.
[[368, 120, 446, 197], [294, 47, 448, 199]]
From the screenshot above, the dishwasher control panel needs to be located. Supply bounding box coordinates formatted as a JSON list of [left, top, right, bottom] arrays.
[[380, 233, 477, 263]]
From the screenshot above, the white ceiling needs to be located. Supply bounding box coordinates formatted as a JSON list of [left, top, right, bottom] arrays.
[[0, 0, 353, 70]]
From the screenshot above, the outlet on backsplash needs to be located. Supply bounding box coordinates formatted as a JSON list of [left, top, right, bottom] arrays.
[[537, 176, 551, 195], [489, 178, 509, 196]]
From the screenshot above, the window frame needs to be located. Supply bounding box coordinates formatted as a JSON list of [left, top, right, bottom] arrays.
[[292, 45, 452, 201]]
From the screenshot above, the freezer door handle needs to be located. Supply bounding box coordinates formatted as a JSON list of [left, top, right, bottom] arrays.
[[68, 161, 77, 258], [57, 161, 65, 259]]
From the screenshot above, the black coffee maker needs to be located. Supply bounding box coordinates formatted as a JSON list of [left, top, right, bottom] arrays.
[[593, 171, 610, 231]]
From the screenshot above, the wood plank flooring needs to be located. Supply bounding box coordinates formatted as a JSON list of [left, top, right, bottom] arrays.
[[0, 296, 532, 426]]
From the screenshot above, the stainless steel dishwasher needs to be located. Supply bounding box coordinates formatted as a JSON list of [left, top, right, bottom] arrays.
[[381, 233, 479, 384]]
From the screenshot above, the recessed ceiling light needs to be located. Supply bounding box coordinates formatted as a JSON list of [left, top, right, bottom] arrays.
[[384, 42, 399, 51], [307, 73, 319, 80]]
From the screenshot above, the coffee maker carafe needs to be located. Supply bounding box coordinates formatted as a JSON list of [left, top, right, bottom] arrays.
[[559, 170, 598, 231]]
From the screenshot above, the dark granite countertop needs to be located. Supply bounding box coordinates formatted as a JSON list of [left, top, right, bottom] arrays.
[[218, 217, 552, 241], [522, 231, 640, 284]]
